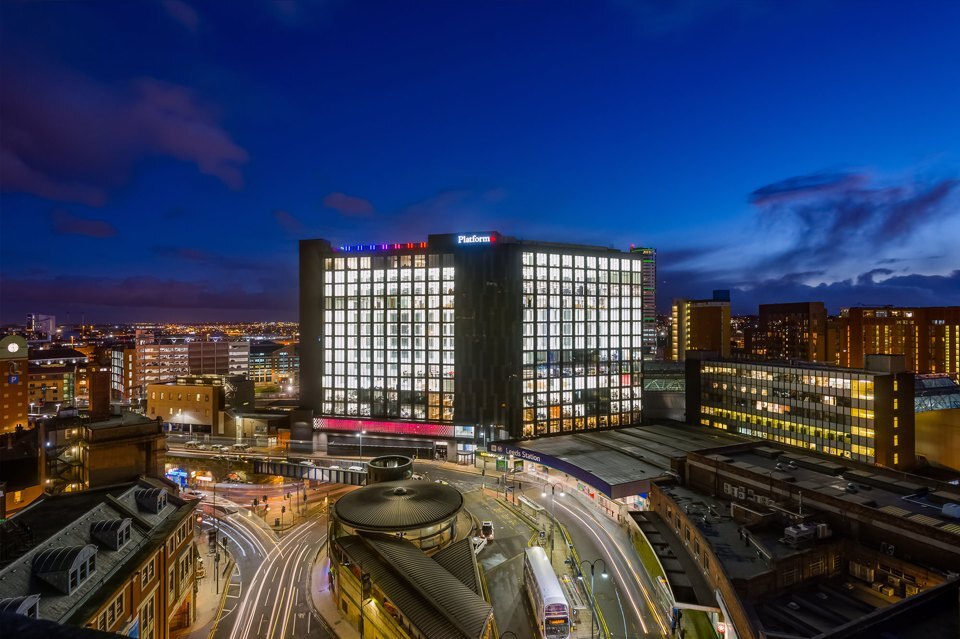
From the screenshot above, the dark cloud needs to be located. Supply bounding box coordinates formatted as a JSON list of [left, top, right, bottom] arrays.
[[313, 187, 511, 245], [322, 192, 375, 216], [749, 172, 865, 205], [748, 172, 959, 275], [161, 0, 199, 33], [274, 209, 304, 233], [657, 246, 716, 266], [656, 169, 960, 313], [0, 64, 248, 205], [0, 275, 297, 323], [856, 268, 894, 286], [149, 246, 268, 271], [659, 266, 960, 315], [50, 209, 117, 238]]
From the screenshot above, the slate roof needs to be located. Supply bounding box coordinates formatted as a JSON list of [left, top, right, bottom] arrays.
[[338, 533, 492, 639], [0, 481, 194, 623]]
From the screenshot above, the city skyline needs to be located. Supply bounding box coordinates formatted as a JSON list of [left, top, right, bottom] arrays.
[[2, 0, 960, 322]]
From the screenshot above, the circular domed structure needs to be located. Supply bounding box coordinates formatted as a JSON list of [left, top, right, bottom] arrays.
[[331, 479, 463, 551]]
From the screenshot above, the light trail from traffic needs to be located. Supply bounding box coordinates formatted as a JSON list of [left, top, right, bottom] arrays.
[[556, 498, 670, 637]]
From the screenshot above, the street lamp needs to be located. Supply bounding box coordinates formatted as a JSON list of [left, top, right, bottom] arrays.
[[541, 484, 564, 559], [578, 558, 608, 639], [356, 430, 367, 458]]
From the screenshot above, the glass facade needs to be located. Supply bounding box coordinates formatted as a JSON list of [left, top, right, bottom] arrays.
[[321, 253, 456, 421], [520, 251, 645, 437], [698, 362, 878, 463]]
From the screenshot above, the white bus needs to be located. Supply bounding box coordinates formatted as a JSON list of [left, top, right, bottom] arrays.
[[523, 547, 571, 639]]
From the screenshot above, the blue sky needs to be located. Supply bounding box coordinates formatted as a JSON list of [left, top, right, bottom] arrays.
[[2, 0, 959, 322]]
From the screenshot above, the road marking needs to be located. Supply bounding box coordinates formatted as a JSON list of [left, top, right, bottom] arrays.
[[557, 499, 659, 635]]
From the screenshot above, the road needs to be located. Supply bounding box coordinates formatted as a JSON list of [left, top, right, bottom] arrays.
[[195, 492, 335, 639], [519, 482, 670, 639], [187, 451, 669, 639]]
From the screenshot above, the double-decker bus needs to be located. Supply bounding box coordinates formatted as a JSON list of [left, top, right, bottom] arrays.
[[523, 547, 571, 638]]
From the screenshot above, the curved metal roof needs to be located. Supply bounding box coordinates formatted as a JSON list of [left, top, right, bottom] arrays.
[[134, 488, 166, 513], [0, 594, 40, 616], [90, 518, 130, 534], [334, 480, 463, 530], [31, 545, 97, 574]]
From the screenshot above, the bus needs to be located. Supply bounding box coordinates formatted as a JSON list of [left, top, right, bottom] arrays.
[[523, 547, 571, 639]]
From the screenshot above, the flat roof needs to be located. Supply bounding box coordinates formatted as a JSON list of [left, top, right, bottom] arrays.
[[659, 483, 805, 581], [490, 423, 750, 498], [720, 448, 960, 538]]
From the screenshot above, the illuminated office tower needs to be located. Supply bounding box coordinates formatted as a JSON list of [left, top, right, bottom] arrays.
[[631, 247, 657, 359], [300, 232, 646, 460], [671, 291, 731, 362]]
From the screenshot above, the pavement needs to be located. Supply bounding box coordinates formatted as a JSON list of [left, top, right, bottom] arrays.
[[309, 556, 360, 639], [173, 535, 237, 639]]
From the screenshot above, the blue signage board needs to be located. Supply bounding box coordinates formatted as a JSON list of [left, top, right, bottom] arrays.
[[7, 375, 18, 385], [488, 442, 613, 497]]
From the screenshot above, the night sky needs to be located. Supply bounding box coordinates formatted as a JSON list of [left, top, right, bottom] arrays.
[[2, 0, 959, 323]]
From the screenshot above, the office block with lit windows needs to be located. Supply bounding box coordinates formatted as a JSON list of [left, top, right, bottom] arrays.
[[671, 292, 731, 362], [300, 232, 647, 459], [755, 301, 827, 362], [835, 306, 960, 374], [686, 353, 915, 469]]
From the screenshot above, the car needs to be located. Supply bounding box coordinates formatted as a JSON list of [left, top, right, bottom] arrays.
[[184, 440, 201, 448], [433, 479, 449, 485], [347, 465, 364, 472], [481, 521, 494, 539], [411, 473, 425, 480], [471, 536, 487, 554], [231, 443, 251, 451], [327, 465, 342, 470], [845, 483, 859, 493], [300, 460, 316, 467], [787, 602, 801, 611]]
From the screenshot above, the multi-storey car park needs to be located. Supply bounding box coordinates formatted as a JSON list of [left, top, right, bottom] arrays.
[[299, 231, 649, 461]]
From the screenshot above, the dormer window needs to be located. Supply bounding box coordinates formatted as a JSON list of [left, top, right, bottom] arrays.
[[135, 488, 167, 514], [0, 594, 41, 619], [32, 545, 98, 595], [90, 518, 132, 551]]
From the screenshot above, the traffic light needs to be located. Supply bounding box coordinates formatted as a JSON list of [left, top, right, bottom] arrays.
[[262, 495, 268, 502], [281, 506, 286, 514], [253, 498, 259, 507]]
